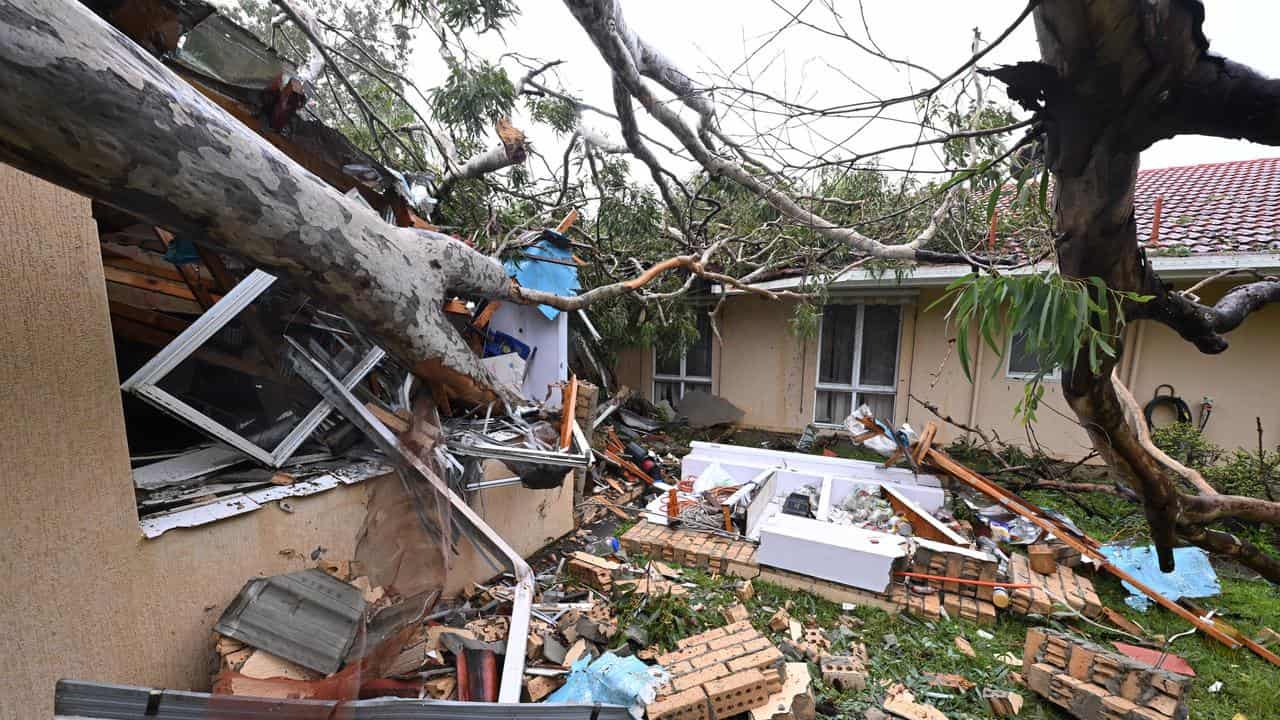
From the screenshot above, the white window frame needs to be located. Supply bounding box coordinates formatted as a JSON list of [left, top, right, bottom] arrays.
[[121, 269, 386, 468], [1005, 330, 1062, 381], [813, 303, 903, 425], [653, 331, 713, 401]]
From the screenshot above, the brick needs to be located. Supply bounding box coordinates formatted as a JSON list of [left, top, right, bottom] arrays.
[[703, 668, 773, 718], [657, 644, 709, 666], [672, 664, 730, 693], [1101, 694, 1138, 720], [666, 660, 693, 677], [708, 629, 757, 651], [696, 646, 744, 669], [1069, 681, 1109, 720], [728, 646, 783, 672], [820, 652, 868, 691], [1025, 662, 1056, 698], [741, 635, 772, 654], [646, 686, 709, 720], [1067, 644, 1097, 681], [1129, 709, 1166, 720]]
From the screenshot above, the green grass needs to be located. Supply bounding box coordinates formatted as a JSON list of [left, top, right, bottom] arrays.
[[618, 495, 1280, 719]]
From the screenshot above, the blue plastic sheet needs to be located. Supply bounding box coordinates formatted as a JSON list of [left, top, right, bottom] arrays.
[[504, 238, 580, 320], [545, 652, 668, 719], [1099, 544, 1221, 612]]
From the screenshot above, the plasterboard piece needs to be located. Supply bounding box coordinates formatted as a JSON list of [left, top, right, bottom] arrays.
[[140, 494, 262, 538]]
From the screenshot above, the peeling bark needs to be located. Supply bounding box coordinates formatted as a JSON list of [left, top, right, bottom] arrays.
[[0, 0, 514, 404]]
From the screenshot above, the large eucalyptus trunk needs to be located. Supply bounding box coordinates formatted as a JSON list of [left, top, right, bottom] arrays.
[[0, 0, 516, 404]]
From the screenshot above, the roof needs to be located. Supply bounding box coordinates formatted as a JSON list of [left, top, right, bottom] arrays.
[[1133, 157, 1280, 254]]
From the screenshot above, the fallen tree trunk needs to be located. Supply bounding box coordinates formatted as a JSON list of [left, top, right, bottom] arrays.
[[0, 0, 517, 403]]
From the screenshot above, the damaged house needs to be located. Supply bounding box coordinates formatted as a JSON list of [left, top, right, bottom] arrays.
[[0, 3, 579, 716], [617, 158, 1280, 459]]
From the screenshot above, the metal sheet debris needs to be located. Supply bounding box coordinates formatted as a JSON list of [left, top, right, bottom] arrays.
[[214, 568, 366, 675]]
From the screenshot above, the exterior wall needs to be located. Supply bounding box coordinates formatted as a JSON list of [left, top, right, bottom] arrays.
[[617, 294, 916, 431], [613, 281, 1280, 459], [0, 165, 571, 719]]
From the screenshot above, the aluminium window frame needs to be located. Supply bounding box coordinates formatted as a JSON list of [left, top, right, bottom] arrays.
[[121, 269, 386, 468], [652, 325, 714, 401], [812, 303, 903, 426], [1004, 330, 1062, 381]]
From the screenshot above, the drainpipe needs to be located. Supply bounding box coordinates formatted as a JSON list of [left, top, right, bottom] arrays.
[[286, 338, 533, 703], [965, 329, 986, 435], [1125, 320, 1146, 391]]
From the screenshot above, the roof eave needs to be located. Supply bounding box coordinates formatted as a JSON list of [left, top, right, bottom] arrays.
[[720, 252, 1280, 295]]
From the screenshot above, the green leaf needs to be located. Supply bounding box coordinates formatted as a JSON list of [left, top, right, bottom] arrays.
[[986, 185, 1002, 221], [1038, 164, 1050, 213]]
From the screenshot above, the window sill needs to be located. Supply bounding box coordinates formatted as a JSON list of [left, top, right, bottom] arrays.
[[138, 460, 392, 539]]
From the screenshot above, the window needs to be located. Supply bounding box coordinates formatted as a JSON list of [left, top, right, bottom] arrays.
[[814, 304, 901, 424], [1006, 330, 1061, 380], [654, 313, 713, 404]]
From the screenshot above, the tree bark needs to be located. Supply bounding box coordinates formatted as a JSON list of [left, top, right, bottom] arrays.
[[1013, 0, 1280, 579], [0, 0, 517, 404]]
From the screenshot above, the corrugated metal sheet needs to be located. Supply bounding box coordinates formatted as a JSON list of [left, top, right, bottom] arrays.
[[214, 569, 366, 675], [54, 680, 632, 720]]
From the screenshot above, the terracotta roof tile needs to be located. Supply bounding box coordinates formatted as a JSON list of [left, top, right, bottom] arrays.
[[1133, 157, 1280, 254]]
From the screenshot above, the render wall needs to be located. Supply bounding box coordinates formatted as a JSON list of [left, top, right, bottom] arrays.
[[615, 284, 1280, 458], [0, 165, 571, 718]]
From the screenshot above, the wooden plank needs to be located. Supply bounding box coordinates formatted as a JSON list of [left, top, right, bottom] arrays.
[[925, 448, 1241, 650], [154, 227, 217, 309], [560, 375, 579, 450], [365, 402, 410, 434], [107, 282, 204, 315], [109, 300, 191, 334], [110, 315, 274, 379], [912, 421, 939, 466], [104, 264, 221, 303]]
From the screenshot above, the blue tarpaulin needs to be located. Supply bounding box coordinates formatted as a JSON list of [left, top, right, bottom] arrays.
[[1099, 544, 1221, 612], [545, 653, 668, 719], [504, 238, 580, 320]]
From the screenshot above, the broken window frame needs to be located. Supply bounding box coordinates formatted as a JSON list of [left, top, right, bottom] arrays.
[[652, 313, 714, 403], [120, 269, 386, 468], [813, 303, 903, 425]]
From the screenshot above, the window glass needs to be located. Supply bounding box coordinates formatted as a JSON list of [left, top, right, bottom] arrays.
[[857, 392, 895, 421], [654, 381, 681, 405], [815, 390, 853, 424], [859, 305, 900, 387], [818, 305, 857, 385], [655, 349, 681, 376], [1008, 330, 1051, 376], [684, 313, 713, 378]]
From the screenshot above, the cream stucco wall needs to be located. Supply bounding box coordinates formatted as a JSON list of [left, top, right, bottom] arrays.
[[613, 282, 1280, 459], [0, 165, 571, 718]]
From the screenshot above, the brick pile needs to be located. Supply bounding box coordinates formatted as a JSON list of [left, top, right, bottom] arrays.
[[1023, 628, 1191, 720], [1008, 553, 1103, 617], [889, 583, 997, 626], [620, 522, 758, 577], [910, 543, 1000, 601], [647, 621, 784, 720]]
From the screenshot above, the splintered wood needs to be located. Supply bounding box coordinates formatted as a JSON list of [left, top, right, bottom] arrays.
[[1023, 628, 1191, 720], [1008, 553, 1103, 617], [646, 621, 785, 720]]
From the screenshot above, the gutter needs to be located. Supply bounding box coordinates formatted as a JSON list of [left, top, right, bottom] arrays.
[[285, 339, 533, 703], [719, 252, 1280, 294]]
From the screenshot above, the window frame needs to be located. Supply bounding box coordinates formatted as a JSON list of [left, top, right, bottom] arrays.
[[812, 303, 903, 425], [652, 321, 714, 402], [1005, 330, 1062, 382], [121, 269, 386, 468]]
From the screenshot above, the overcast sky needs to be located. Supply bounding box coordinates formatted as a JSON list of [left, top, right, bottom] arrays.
[[409, 0, 1280, 179]]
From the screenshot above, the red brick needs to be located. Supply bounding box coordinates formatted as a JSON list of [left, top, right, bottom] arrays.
[[727, 646, 783, 672], [672, 664, 730, 693], [646, 686, 709, 720], [703, 668, 773, 718]]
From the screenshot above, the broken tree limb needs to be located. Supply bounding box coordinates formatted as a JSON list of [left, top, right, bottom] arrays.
[[0, 0, 517, 404]]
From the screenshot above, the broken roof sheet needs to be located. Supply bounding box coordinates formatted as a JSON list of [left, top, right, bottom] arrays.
[[214, 568, 366, 675]]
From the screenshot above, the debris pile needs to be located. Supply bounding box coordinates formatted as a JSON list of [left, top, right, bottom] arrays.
[[1023, 628, 1191, 720], [647, 622, 785, 720]]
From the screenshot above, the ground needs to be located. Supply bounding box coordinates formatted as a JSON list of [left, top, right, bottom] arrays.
[[594, 432, 1280, 720]]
